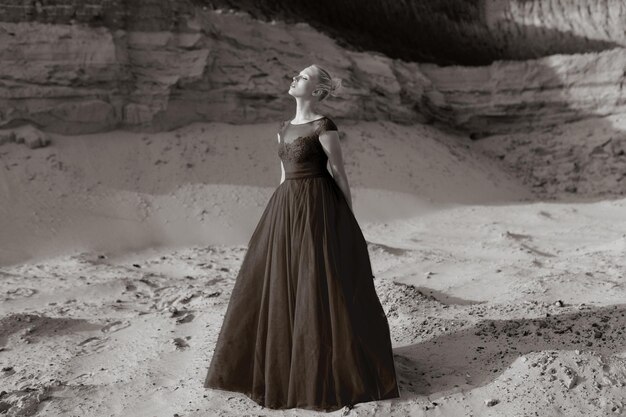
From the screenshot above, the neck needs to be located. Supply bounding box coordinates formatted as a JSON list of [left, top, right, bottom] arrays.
[[294, 97, 317, 120]]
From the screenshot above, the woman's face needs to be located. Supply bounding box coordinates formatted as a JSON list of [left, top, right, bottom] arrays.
[[288, 66, 320, 100]]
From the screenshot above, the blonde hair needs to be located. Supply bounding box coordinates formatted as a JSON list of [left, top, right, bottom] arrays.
[[311, 64, 342, 101]]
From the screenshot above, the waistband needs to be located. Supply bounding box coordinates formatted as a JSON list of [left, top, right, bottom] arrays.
[[284, 170, 331, 180]]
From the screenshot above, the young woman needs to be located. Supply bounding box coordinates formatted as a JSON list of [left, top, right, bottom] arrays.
[[204, 64, 400, 412]]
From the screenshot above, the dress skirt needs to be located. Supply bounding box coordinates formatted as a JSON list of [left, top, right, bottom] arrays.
[[204, 170, 400, 412]]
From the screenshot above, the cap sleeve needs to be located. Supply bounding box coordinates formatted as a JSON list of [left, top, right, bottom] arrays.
[[317, 117, 338, 134]]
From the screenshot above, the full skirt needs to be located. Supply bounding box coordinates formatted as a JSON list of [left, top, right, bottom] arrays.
[[204, 173, 400, 412]]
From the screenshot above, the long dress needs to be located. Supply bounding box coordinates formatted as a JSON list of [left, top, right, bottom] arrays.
[[204, 116, 400, 412]]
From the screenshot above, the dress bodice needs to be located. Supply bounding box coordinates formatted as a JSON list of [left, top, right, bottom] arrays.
[[277, 116, 338, 180]]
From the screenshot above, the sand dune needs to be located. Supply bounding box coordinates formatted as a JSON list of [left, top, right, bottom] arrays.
[[1, 119, 625, 416], [0, 119, 529, 266]]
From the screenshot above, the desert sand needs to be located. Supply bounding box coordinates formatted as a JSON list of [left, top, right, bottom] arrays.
[[1, 115, 625, 416]]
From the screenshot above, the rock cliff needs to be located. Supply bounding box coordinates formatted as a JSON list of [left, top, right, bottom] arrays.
[[207, 0, 625, 65], [0, 1, 624, 137]]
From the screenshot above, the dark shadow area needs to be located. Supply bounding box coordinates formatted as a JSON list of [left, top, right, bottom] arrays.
[[367, 241, 413, 257], [0, 313, 102, 348], [199, 0, 622, 66], [392, 304, 626, 397], [413, 287, 485, 306]]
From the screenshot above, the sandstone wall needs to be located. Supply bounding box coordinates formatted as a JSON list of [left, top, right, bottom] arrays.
[[0, 10, 432, 133], [208, 0, 625, 65], [0, 5, 624, 135], [0, 0, 195, 30], [419, 49, 626, 137]]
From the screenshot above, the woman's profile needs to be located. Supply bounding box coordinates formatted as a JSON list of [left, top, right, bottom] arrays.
[[204, 64, 400, 412]]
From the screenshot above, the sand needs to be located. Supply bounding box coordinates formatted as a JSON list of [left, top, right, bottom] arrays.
[[1, 118, 625, 416]]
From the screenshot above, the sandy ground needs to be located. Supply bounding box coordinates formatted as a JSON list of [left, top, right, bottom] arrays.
[[1, 118, 625, 416]]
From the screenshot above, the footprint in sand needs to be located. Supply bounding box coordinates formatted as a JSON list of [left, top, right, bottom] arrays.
[[176, 313, 195, 324], [77, 336, 108, 355], [100, 320, 131, 333], [172, 337, 190, 350], [504, 230, 556, 257], [4, 287, 37, 300], [78, 336, 102, 346]]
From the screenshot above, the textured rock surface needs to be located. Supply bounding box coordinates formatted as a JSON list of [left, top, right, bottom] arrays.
[[208, 0, 626, 65], [0, 10, 433, 133], [0, 0, 195, 31], [420, 48, 626, 136], [0, 23, 127, 134], [0, 3, 624, 136]]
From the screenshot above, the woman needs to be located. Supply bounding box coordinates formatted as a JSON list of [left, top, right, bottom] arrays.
[[204, 64, 400, 412]]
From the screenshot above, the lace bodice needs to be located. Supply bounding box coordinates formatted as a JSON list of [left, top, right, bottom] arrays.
[[277, 117, 338, 164]]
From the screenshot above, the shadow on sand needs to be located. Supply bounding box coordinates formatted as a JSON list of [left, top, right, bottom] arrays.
[[393, 303, 626, 398]]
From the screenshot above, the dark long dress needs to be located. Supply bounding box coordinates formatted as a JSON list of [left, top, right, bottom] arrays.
[[204, 116, 400, 412]]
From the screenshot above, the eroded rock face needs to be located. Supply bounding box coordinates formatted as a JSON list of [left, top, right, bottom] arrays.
[[0, 23, 127, 134], [0, 3, 624, 136], [208, 0, 625, 65], [0, 10, 434, 133], [420, 49, 626, 137]]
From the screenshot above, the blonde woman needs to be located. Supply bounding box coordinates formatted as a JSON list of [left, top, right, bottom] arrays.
[[204, 64, 400, 412]]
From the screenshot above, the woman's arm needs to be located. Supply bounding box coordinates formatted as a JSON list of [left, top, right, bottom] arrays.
[[278, 133, 285, 184], [280, 161, 285, 184], [319, 131, 353, 211]]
